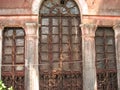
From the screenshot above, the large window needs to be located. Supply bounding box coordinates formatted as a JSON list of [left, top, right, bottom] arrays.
[[95, 27, 118, 90], [39, 0, 82, 89], [2, 27, 25, 90]]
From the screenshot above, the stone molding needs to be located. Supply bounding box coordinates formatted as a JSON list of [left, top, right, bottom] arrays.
[[113, 24, 120, 31], [113, 24, 120, 38], [80, 24, 97, 39], [25, 22, 38, 39], [32, 0, 88, 15], [0, 21, 24, 29]]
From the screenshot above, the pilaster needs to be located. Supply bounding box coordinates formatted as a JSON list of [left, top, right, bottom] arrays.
[[80, 24, 97, 90], [113, 24, 120, 90], [24, 23, 39, 90]]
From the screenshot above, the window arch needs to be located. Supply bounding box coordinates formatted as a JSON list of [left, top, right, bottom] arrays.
[[40, 0, 80, 15], [39, 0, 82, 89], [2, 27, 25, 90], [95, 27, 118, 90]]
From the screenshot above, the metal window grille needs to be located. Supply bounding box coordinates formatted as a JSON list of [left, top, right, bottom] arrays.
[[39, 0, 83, 90], [95, 27, 118, 90], [2, 27, 25, 90]]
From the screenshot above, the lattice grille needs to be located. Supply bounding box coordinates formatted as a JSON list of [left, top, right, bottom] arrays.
[[95, 27, 118, 90], [39, 0, 82, 90], [2, 27, 25, 90]]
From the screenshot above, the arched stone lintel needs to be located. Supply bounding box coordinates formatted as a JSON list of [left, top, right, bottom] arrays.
[[32, 0, 88, 15]]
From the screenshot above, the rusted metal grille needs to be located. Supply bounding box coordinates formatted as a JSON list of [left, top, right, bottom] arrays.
[[39, 0, 82, 90], [2, 27, 25, 90], [39, 72, 82, 90], [95, 27, 118, 90]]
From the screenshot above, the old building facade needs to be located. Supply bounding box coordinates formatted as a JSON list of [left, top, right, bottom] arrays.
[[0, 0, 120, 90]]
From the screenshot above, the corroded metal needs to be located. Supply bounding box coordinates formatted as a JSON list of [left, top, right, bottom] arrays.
[[97, 72, 117, 90], [2, 76, 24, 90], [95, 27, 118, 90], [39, 0, 82, 90], [2, 27, 25, 90], [39, 72, 82, 90]]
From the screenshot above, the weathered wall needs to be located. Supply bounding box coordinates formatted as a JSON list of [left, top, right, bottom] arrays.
[[0, 0, 119, 26], [0, 0, 120, 15], [0, 0, 32, 9], [86, 0, 120, 15], [83, 0, 120, 26], [0, 0, 119, 90]]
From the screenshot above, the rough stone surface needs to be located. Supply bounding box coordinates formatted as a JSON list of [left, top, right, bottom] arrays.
[[0, 0, 119, 90]]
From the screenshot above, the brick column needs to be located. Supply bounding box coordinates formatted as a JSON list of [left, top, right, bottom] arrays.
[[0, 25, 3, 79], [80, 24, 97, 90], [113, 24, 120, 90], [25, 23, 39, 90]]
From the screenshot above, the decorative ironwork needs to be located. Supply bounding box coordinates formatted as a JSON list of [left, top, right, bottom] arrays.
[[95, 27, 118, 90], [40, 0, 80, 16], [2, 76, 24, 90], [39, 0, 82, 90], [2, 27, 25, 90], [40, 72, 82, 90]]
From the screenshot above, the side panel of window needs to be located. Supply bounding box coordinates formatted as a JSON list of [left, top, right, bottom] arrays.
[[95, 27, 118, 90], [2, 27, 25, 90]]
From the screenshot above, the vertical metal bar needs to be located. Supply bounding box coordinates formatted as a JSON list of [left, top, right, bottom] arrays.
[[68, 17, 73, 70], [59, 15, 63, 70], [49, 17, 53, 72]]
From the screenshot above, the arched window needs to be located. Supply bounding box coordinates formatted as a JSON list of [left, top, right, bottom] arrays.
[[2, 27, 25, 90], [95, 27, 118, 90], [39, 0, 82, 89]]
